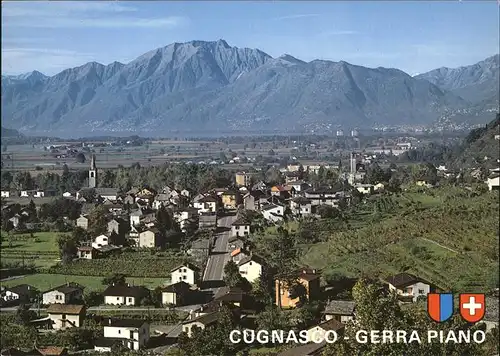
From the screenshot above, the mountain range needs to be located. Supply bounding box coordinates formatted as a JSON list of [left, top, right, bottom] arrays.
[[1, 39, 498, 136]]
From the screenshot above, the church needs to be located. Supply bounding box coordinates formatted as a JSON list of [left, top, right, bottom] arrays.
[[76, 154, 118, 201]]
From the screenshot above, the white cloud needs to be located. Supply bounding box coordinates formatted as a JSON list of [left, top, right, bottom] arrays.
[[5, 16, 189, 29], [1, 2, 189, 29], [272, 14, 320, 21]]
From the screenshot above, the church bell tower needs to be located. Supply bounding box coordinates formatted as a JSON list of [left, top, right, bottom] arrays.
[[89, 154, 97, 188]]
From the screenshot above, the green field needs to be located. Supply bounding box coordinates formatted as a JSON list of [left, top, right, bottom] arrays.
[[0, 274, 168, 292], [302, 187, 499, 292], [47, 251, 189, 278], [0, 231, 62, 268]]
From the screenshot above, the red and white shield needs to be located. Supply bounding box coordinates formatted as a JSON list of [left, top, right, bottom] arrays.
[[459, 294, 485, 323]]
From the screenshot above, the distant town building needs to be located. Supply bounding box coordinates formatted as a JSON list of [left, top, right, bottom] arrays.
[[336, 130, 344, 137]]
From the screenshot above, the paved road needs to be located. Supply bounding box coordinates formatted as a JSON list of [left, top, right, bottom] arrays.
[[202, 214, 236, 293]]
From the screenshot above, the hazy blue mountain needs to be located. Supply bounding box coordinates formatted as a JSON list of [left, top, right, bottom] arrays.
[[416, 54, 499, 105], [1, 39, 490, 135], [1, 126, 22, 137]]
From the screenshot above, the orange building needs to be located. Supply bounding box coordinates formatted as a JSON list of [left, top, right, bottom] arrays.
[[275, 268, 321, 308]]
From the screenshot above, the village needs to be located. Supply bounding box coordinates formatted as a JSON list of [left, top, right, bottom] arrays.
[[1, 142, 499, 355]]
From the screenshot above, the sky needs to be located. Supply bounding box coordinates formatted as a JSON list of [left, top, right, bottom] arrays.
[[1, 1, 499, 76]]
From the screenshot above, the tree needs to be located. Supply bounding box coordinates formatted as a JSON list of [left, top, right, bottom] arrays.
[[366, 163, 388, 184], [323, 278, 486, 355], [79, 188, 96, 202], [88, 205, 108, 237], [83, 291, 104, 307], [156, 204, 173, 233], [262, 227, 299, 309], [72, 226, 89, 243], [178, 305, 237, 356], [223, 260, 243, 288], [57, 234, 77, 264], [102, 273, 127, 286], [15, 304, 37, 325], [75, 152, 86, 163]]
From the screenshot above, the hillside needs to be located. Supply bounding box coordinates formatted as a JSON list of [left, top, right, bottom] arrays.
[[0, 126, 22, 137], [302, 187, 499, 292], [417, 55, 499, 127], [451, 113, 500, 168], [416, 54, 499, 105], [1, 39, 473, 136]]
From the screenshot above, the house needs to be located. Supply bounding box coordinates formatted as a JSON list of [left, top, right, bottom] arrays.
[[173, 208, 198, 232], [385, 273, 431, 302], [353, 183, 374, 195], [181, 189, 191, 198], [373, 182, 385, 192], [305, 318, 345, 343], [323, 300, 356, 322], [140, 213, 157, 228], [270, 185, 291, 198], [42, 283, 84, 305], [284, 171, 301, 184], [107, 218, 128, 237], [288, 181, 311, 193], [228, 236, 246, 252], [231, 218, 250, 237], [238, 255, 267, 283], [290, 197, 313, 217], [92, 234, 111, 249], [161, 281, 193, 306], [152, 194, 171, 210], [243, 192, 256, 211], [181, 311, 221, 337], [76, 215, 89, 230], [129, 209, 143, 227], [221, 191, 242, 210], [231, 248, 250, 264], [1, 284, 35, 304], [47, 304, 86, 330], [138, 228, 162, 248], [275, 268, 321, 308], [94, 318, 150, 351], [102, 285, 150, 306], [95, 188, 119, 201], [487, 176, 500, 191], [214, 287, 247, 308], [171, 263, 201, 286], [304, 187, 343, 207], [261, 203, 284, 222], [192, 195, 218, 213], [235, 172, 258, 187], [77, 246, 99, 260]]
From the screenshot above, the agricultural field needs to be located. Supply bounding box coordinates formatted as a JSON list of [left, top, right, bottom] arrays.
[[46, 251, 189, 278], [0, 231, 62, 268], [302, 187, 499, 292], [0, 273, 167, 292]]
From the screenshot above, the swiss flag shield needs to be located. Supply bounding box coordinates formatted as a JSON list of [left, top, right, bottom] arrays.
[[459, 294, 485, 323]]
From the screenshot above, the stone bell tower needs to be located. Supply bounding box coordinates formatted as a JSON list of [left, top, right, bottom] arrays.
[[88, 154, 97, 188]]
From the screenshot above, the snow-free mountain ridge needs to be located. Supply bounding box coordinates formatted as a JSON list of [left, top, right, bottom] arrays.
[[1, 40, 497, 135]]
